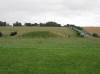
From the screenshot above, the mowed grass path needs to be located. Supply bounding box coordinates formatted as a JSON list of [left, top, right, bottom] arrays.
[[0, 27, 100, 74]]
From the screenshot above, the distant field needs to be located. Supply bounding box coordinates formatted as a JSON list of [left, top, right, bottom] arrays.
[[83, 27, 100, 36], [0, 27, 100, 74]]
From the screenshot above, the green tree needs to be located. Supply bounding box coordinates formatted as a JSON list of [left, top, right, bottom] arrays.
[[0, 21, 9, 26], [24, 23, 32, 26], [13, 21, 22, 26], [45, 22, 61, 27]]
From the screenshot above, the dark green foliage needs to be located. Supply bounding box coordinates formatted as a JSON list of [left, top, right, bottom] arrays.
[[45, 22, 61, 27], [0, 21, 61, 27], [76, 32, 83, 37], [0, 21, 9, 26], [66, 24, 83, 30], [0, 32, 3, 37], [10, 32, 17, 36], [13, 22, 22, 26], [22, 31, 60, 38], [64, 24, 75, 27], [92, 33, 99, 37], [76, 26, 83, 30], [33, 23, 39, 26], [67, 24, 75, 27], [40, 23, 46, 26], [24, 23, 32, 26], [77, 32, 80, 36], [24, 23, 39, 26], [24, 21, 61, 27]]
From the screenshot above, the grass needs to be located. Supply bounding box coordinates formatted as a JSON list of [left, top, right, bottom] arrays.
[[21, 31, 61, 38], [0, 27, 100, 74], [0, 27, 77, 38]]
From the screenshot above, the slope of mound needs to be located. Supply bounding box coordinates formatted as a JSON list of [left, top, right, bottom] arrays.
[[0, 27, 77, 38], [21, 31, 61, 38]]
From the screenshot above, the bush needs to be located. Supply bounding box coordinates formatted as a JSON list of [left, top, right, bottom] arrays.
[[92, 33, 99, 37], [0, 32, 3, 37], [10, 32, 17, 36]]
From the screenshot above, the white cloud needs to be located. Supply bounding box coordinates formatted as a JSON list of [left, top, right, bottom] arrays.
[[0, 0, 100, 26]]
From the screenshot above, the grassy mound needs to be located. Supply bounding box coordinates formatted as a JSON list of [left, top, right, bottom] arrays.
[[22, 31, 61, 38]]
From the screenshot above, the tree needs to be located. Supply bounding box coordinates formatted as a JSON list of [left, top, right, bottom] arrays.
[[33, 23, 38, 26], [64, 24, 75, 27], [13, 22, 22, 26], [45, 22, 61, 27], [24, 23, 32, 26], [76, 26, 83, 30], [40, 23, 45, 26], [24, 23, 39, 26], [0, 21, 9, 26]]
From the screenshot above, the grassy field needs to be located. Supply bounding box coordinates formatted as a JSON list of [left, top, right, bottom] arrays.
[[83, 27, 100, 36], [0, 27, 100, 74], [0, 27, 76, 38]]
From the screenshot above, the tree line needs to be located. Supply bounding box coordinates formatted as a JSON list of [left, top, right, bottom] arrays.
[[0, 21, 61, 27], [0, 21, 9, 26], [64, 24, 83, 30]]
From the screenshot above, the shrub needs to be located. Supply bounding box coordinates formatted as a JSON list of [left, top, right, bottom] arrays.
[[10, 32, 17, 36], [0, 32, 3, 37], [92, 33, 99, 37]]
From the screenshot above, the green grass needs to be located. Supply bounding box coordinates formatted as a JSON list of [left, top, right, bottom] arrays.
[[0, 27, 100, 74], [21, 31, 61, 38]]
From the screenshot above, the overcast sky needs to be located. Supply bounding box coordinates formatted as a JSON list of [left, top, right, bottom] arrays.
[[0, 0, 100, 26]]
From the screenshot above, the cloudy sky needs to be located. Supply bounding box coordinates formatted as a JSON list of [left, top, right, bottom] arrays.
[[0, 0, 100, 26]]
